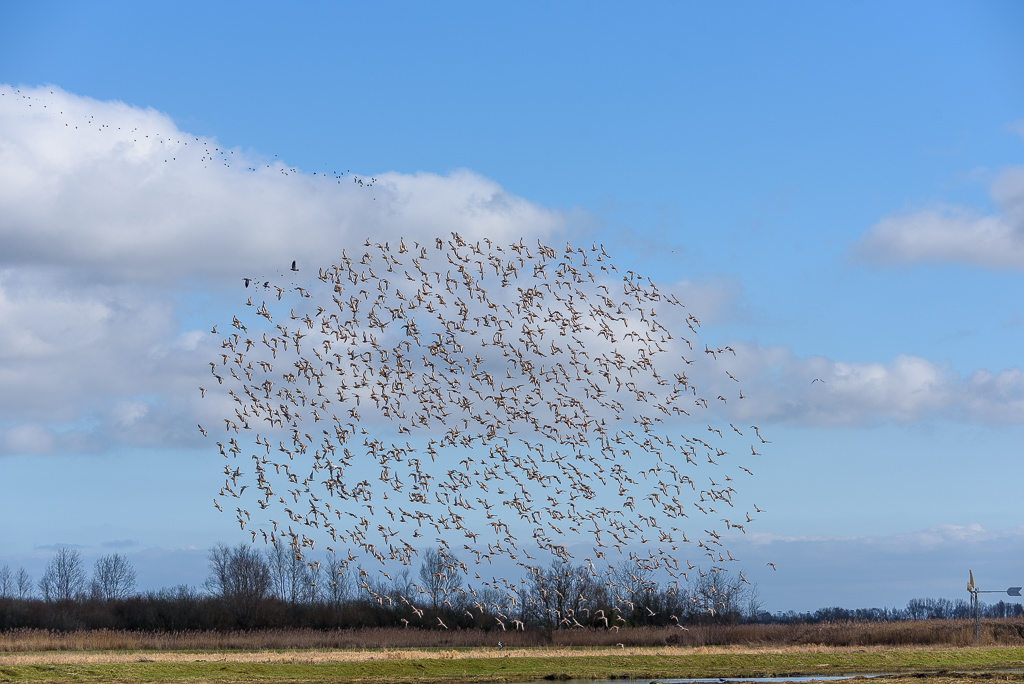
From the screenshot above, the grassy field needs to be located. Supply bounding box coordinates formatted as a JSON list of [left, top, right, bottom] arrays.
[[3, 622, 1024, 684], [3, 644, 1024, 683]]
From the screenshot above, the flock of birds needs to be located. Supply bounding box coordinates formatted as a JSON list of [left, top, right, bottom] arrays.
[[5, 86, 774, 623], [203, 233, 771, 618], [2, 86, 379, 190]]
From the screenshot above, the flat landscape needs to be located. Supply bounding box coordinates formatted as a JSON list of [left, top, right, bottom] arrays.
[[4, 644, 1024, 684]]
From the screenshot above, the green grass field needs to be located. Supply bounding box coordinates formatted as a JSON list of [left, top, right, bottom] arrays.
[[3, 646, 1024, 683]]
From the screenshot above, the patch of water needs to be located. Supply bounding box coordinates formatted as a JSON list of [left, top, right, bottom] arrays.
[[640, 677, 888, 683], [520, 671, 1024, 684]]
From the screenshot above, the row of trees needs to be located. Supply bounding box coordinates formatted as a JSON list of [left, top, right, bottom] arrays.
[[773, 597, 1024, 624], [3, 544, 1021, 632], [197, 543, 765, 630], [1, 550, 136, 603], [1, 544, 760, 631]]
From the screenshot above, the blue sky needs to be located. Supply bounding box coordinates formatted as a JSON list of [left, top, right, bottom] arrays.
[[1, 0, 1023, 613]]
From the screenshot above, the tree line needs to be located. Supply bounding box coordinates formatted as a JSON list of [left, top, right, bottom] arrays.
[[1, 545, 1019, 632]]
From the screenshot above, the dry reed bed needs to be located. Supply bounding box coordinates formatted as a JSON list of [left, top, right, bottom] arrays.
[[0, 642, 1003, 667], [2, 620, 1023, 655], [0, 645, 712, 666]]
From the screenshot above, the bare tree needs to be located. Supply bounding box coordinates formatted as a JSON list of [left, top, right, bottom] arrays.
[[522, 560, 597, 630], [389, 568, 415, 601], [307, 560, 322, 604], [744, 581, 764, 622], [205, 542, 271, 627], [0, 565, 11, 598], [323, 552, 353, 606], [39, 548, 87, 602], [611, 559, 656, 623], [15, 568, 33, 600], [417, 547, 464, 611], [91, 553, 137, 601], [265, 543, 314, 605], [691, 569, 751, 623]]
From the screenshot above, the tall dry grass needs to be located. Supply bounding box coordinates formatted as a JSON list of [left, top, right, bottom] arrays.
[[2, 619, 1024, 653]]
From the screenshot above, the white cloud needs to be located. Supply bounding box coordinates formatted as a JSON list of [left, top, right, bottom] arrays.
[[0, 84, 566, 284], [721, 344, 1024, 426], [3, 83, 1021, 460], [3, 423, 55, 454], [852, 164, 1024, 269], [669, 275, 743, 325], [112, 399, 149, 427], [0, 269, 202, 426], [0, 84, 569, 455]]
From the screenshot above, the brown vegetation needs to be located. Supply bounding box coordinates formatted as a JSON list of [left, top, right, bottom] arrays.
[[2, 619, 1024, 654]]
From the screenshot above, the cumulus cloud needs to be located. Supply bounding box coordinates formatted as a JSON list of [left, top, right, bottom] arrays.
[[0, 85, 567, 284], [852, 164, 1024, 269], [0, 267, 214, 454], [0, 84, 568, 455], [0, 85, 568, 274], [719, 344, 1024, 426], [3, 84, 1022, 459]]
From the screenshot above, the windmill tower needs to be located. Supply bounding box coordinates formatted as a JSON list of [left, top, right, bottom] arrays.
[[968, 569, 978, 641], [967, 570, 1022, 642]]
